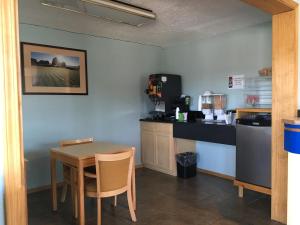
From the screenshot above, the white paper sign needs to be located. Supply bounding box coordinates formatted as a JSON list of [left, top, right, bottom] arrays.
[[228, 74, 245, 89]]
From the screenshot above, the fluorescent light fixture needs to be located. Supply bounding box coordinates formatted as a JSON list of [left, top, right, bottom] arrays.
[[40, 0, 156, 27]]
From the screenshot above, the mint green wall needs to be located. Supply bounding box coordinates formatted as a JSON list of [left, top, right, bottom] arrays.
[[20, 24, 162, 189], [161, 22, 272, 176], [21, 22, 272, 188], [162, 22, 272, 109]]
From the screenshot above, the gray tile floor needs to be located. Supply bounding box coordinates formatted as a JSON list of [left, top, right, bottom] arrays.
[[28, 168, 283, 225]]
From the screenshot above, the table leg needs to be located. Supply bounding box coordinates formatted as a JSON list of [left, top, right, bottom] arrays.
[[51, 157, 57, 211], [70, 168, 78, 218], [78, 162, 85, 225]]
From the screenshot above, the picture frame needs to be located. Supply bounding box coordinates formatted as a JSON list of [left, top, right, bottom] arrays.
[[21, 42, 88, 95]]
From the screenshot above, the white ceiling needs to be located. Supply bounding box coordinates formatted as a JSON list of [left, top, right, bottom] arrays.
[[19, 0, 271, 47]]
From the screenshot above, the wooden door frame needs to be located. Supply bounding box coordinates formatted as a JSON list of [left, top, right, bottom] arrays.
[[1, 0, 298, 225], [242, 1, 298, 224], [1, 1, 28, 225]]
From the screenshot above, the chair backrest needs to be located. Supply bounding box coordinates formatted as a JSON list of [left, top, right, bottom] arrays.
[[95, 149, 134, 197], [59, 137, 94, 147]]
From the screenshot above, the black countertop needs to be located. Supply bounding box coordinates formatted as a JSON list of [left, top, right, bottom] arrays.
[[140, 118, 236, 146], [173, 121, 236, 146], [139, 118, 174, 123]]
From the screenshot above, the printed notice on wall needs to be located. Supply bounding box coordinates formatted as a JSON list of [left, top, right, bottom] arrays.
[[228, 74, 245, 89]]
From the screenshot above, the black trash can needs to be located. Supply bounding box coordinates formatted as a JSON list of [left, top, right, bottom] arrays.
[[176, 152, 197, 178]]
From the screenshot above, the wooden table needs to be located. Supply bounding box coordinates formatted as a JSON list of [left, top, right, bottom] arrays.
[[50, 141, 136, 225]]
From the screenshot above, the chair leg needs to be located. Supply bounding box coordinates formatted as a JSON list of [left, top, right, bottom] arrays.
[[97, 198, 102, 225], [112, 196, 117, 207], [60, 183, 68, 203], [127, 190, 137, 222]]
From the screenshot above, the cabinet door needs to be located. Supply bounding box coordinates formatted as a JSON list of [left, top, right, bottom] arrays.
[[141, 130, 156, 166], [156, 134, 171, 171]]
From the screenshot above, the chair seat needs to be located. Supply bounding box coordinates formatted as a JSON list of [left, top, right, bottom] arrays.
[[85, 180, 97, 192], [85, 179, 97, 198], [63, 164, 96, 184]]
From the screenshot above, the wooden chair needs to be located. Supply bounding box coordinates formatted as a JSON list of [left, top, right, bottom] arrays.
[[59, 138, 94, 208], [84, 149, 137, 225]]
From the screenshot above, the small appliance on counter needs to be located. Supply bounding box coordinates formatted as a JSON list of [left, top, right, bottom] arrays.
[[173, 95, 191, 122], [198, 91, 227, 121], [173, 95, 191, 113], [145, 74, 181, 121], [187, 111, 205, 122]]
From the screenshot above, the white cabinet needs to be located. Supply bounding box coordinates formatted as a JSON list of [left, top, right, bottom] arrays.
[[141, 130, 156, 166], [141, 121, 196, 176], [140, 122, 176, 176], [156, 133, 172, 171]]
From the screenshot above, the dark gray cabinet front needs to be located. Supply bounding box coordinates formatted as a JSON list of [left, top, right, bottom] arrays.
[[236, 124, 271, 188]]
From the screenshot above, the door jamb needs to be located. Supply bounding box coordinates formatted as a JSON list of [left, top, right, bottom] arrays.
[[242, 0, 298, 224], [1, 0, 298, 225]]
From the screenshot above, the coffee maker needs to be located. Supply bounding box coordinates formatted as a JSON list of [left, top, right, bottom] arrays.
[[145, 74, 182, 120]]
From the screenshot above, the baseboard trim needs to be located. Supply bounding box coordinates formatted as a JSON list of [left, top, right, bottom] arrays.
[[27, 182, 64, 194], [197, 168, 235, 181], [28, 164, 145, 194], [142, 164, 177, 176], [135, 164, 144, 169]]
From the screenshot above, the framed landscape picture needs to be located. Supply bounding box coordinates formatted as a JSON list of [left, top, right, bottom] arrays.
[[21, 42, 88, 95]]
